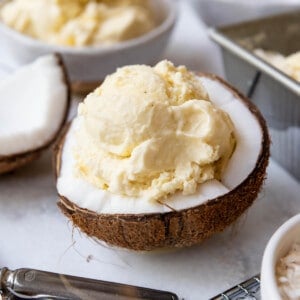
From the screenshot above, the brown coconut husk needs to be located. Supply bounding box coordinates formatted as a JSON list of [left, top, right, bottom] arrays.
[[56, 74, 270, 251]]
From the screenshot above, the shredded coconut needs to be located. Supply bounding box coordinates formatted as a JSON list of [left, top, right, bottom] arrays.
[[276, 242, 300, 300]]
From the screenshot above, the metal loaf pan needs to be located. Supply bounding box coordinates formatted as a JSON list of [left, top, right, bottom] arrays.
[[209, 11, 300, 181]]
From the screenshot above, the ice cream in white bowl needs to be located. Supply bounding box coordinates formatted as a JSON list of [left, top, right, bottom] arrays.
[[0, 0, 177, 90], [261, 214, 300, 300]]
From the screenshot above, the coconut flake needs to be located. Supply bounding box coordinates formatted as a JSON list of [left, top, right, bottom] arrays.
[[277, 242, 300, 300], [0, 55, 68, 156]]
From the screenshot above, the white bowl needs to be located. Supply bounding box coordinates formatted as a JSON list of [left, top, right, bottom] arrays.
[[0, 0, 177, 84], [261, 214, 300, 300], [189, 0, 300, 27]]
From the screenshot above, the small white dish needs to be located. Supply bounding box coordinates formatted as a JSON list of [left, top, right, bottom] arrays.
[[261, 214, 300, 300], [0, 0, 177, 86]]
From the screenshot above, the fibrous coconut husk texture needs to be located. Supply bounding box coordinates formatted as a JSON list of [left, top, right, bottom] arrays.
[[56, 74, 270, 251], [0, 54, 71, 175]]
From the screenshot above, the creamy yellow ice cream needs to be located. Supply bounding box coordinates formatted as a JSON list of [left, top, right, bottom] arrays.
[[286, 52, 300, 82], [73, 61, 236, 202], [0, 0, 155, 47], [254, 49, 300, 82]]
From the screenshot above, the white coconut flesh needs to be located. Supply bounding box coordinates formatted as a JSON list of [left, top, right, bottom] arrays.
[[0, 55, 68, 156], [57, 75, 262, 214]]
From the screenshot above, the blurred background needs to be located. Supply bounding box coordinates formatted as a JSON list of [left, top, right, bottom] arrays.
[[189, 0, 300, 27]]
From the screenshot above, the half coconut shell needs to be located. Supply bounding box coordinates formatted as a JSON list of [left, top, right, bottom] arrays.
[[55, 74, 270, 251], [0, 54, 70, 175]]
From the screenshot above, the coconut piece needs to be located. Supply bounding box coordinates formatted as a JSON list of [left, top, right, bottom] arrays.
[[200, 75, 263, 190], [0, 54, 70, 174], [55, 74, 270, 251]]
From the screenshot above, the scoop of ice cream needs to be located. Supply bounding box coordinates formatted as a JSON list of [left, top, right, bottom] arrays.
[[286, 51, 300, 82], [73, 60, 235, 201], [254, 49, 300, 82], [0, 0, 155, 46]]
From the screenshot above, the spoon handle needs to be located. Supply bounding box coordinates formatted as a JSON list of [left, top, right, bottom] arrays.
[[0, 267, 178, 300]]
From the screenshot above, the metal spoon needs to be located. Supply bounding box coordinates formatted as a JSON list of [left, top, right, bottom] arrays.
[[0, 267, 178, 300]]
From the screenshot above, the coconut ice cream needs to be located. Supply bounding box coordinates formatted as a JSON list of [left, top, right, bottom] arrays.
[[0, 0, 156, 47], [254, 49, 300, 82], [56, 61, 269, 250], [73, 61, 236, 202], [277, 242, 300, 300]]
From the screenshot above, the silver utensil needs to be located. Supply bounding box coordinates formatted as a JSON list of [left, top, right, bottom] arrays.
[[0, 267, 178, 300], [210, 274, 261, 300]]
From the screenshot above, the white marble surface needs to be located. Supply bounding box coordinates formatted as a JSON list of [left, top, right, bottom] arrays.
[[0, 1, 300, 300], [1, 153, 300, 300]]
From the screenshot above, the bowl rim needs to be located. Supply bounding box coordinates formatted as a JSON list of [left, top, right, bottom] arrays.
[[0, 0, 177, 55], [261, 213, 300, 300]]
